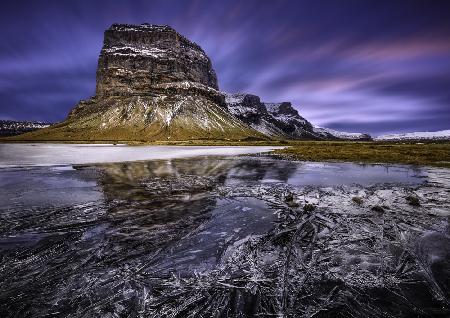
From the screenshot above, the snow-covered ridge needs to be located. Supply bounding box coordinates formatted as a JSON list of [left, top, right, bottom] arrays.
[[104, 44, 208, 62], [0, 120, 51, 137], [375, 130, 450, 141], [224, 93, 247, 105], [223, 92, 371, 140], [223, 93, 263, 117], [264, 103, 283, 114], [107, 24, 208, 59], [263, 102, 308, 127], [109, 24, 173, 32], [104, 46, 167, 58], [313, 126, 371, 140], [0, 120, 50, 130], [154, 81, 221, 95]]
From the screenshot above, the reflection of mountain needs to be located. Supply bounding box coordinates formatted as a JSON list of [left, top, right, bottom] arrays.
[[225, 157, 300, 184], [97, 157, 233, 200], [92, 158, 237, 256], [97, 156, 300, 201], [93, 156, 300, 238], [88, 156, 301, 277]]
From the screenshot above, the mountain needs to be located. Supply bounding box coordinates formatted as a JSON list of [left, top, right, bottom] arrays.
[[0, 120, 51, 137], [375, 130, 450, 141], [224, 93, 371, 140], [224, 93, 297, 139], [312, 126, 371, 141], [10, 24, 262, 142], [7, 23, 368, 142]]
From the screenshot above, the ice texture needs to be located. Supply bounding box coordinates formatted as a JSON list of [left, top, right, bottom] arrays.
[[0, 155, 448, 317]]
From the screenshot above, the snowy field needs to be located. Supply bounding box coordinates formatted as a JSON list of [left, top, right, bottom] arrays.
[[0, 144, 283, 167]]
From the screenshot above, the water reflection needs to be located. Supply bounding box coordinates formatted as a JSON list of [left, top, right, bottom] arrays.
[[0, 156, 438, 317]]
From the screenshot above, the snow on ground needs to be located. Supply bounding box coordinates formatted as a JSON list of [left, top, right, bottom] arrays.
[[375, 129, 450, 141], [0, 144, 284, 167]]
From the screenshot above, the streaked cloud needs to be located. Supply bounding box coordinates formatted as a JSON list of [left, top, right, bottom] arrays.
[[1, 0, 449, 135]]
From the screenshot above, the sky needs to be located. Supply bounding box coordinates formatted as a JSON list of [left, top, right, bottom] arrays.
[[1, 0, 450, 135]]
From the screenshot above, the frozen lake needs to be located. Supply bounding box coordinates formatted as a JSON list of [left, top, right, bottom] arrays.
[[0, 143, 284, 167], [0, 145, 448, 316]]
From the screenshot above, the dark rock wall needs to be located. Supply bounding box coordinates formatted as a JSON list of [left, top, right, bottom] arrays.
[[225, 93, 318, 139], [96, 24, 218, 96]]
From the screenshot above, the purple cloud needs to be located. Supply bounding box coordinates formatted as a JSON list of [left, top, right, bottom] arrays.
[[1, 0, 449, 135]]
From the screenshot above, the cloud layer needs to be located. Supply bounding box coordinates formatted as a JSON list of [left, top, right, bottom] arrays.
[[1, 0, 449, 135]]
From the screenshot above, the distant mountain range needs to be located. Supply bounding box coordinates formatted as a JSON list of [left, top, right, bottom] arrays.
[[0, 120, 51, 137], [4, 23, 427, 142], [375, 130, 450, 141]]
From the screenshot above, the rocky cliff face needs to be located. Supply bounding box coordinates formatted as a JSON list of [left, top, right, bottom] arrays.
[[224, 93, 369, 140], [16, 24, 260, 142], [263, 102, 317, 139], [96, 24, 218, 96], [224, 93, 287, 137], [225, 93, 315, 139]]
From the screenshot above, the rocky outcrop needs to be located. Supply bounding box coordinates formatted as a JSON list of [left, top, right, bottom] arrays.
[[263, 102, 318, 139], [96, 24, 218, 96], [224, 93, 317, 139], [13, 24, 261, 142], [224, 93, 369, 140], [224, 93, 288, 138]]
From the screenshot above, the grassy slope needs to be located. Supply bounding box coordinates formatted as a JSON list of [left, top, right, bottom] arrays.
[[6, 95, 264, 142]]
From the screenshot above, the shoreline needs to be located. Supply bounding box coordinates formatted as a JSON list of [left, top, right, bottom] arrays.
[[0, 144, 284, 168], [1, 140, 449, 168]]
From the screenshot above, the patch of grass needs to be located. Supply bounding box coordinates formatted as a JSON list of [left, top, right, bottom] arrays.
[[405, 195, 421, 207], [284, 192, 299, 207], [371, 205, 385, 213], [303, 203, 316, 213], [352, 196, 363, 205], [273, 141, 450, 168]]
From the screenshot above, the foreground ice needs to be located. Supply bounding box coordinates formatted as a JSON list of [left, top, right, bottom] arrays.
[[0, 155, 448, 317], [0, 144, 283, 167]]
